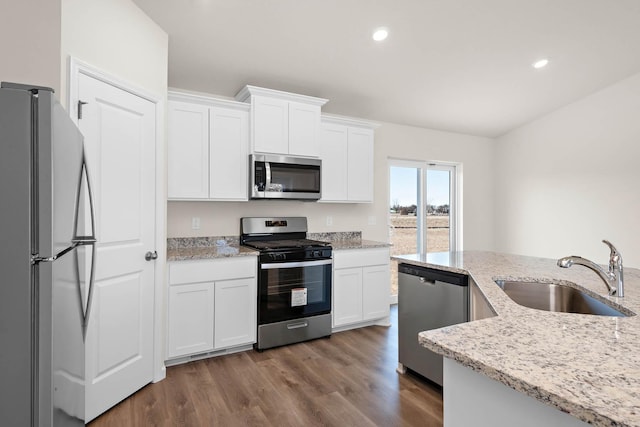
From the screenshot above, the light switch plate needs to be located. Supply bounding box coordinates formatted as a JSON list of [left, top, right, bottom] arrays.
[[368, 215, 376, 225], [326, 216, 333, 226]]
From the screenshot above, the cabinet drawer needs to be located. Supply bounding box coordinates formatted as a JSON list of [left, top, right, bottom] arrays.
[[333, 247, 390, 270], [169, 256, 257, 285]]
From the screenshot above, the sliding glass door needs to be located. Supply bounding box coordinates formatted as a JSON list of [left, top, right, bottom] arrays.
[[389, 160, 458, 297]]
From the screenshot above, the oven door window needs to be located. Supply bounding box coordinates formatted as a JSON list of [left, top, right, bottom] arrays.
[[259, 260, 331, 324]]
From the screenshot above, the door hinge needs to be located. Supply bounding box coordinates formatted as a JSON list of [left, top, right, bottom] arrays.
[[78, 100, 88, 120]]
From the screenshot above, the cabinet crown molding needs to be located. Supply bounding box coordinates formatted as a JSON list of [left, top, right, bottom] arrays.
[[235, 85, 328, 107], [169, 90, 250, 112], [321, 113, 380, 129]]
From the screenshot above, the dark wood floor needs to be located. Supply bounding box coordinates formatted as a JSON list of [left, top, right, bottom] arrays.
[[89, 306, 443, 426]]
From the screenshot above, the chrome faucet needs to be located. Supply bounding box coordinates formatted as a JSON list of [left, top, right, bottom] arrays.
[[557, 240, 624, 297]]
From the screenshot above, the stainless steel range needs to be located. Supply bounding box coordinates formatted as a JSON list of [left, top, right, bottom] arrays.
[[240, 217, 332, 350]]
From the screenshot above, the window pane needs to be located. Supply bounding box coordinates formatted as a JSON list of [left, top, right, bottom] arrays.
[[389, 166, 419, 296], [426, 169, 450, 252]]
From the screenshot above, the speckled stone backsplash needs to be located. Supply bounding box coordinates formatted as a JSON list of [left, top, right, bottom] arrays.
[[167, 236, 240, 250], [308, 231, 362, 242]]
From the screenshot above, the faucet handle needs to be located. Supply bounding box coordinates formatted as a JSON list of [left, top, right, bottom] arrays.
[[602, 240, 622, 265], [602, 240, 619, 256]]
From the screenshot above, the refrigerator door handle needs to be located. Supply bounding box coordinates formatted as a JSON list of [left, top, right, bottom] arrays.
[[77, 150, 97, 338], [72, 151, 97, 243], [31, 242, 79, 264], [81, 242, 97, 340]]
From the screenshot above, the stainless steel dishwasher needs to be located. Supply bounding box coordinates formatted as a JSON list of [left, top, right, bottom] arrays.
[[397, 263, 469, 386]]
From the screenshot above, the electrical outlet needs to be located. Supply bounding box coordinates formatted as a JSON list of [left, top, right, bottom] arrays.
[[192, 217, 201, 230], [326, 216, 333, 226], [368, 215, 376, 226]]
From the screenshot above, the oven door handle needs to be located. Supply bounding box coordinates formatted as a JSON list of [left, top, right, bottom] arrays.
[[261, 259, 333, 270]]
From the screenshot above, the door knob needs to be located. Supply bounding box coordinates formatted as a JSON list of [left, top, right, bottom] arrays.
[[145, 251, 158, 261]]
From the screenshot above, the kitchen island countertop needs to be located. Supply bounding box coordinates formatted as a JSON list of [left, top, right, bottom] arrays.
[[393, 251, 640, 427]]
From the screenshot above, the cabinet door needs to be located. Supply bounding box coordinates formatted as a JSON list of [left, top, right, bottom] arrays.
[[289, 102, 320, 157], [167, 101, 209, 199], [253, 96, 289, 154], [209, 107, 249, 200], [362, 265, 391, 321], [214, 278, 257, 349], [333, 267, 363, 327], [319, 123, 348, 201], [167, 283, 215, 358], [347, 127, 374, 202]]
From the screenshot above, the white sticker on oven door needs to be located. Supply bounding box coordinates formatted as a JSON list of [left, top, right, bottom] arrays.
[[291, 288, 308, 307]]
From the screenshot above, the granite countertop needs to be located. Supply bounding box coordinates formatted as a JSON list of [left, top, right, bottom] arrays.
[[167, 237, 257, 261], [167, 232, 390, 262], [393, 251, 640, 427]]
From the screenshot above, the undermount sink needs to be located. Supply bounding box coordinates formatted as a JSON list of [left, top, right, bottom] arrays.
[[494, 280, 632, 317]]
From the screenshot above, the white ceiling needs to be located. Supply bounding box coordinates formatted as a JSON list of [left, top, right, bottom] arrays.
[[133, 0, 640, 137]]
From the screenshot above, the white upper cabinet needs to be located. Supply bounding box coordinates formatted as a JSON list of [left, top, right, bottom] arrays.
[[168, 92, 250, 201], [209, 106, 248, 200], [319, 115, 377, 203], [252, 96, 289, 154], [347, 127, 374, 202], [168, 101, 209, 199], [288, 101, 321, 157], [319, 123, 349, 201], [236, 85, 327, 157]]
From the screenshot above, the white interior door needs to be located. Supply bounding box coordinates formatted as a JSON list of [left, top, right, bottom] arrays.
[[77, 73, 156, 422]]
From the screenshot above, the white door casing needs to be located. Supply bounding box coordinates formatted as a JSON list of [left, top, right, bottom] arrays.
[[77, 72, 156, 422]]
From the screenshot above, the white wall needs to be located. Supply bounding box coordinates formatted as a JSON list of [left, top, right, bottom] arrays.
[[494, 72, 640, 268], [60, 0, 168, 103], [168, 120, 496, 252], [0, 0, 61, 93]]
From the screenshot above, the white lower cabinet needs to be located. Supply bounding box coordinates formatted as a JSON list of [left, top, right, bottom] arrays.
[[333, 267, 363, 326], [167, 282, 215, 358], [362, 265, 391, 320], [214, 278, 256, 349], [332, 247, 391, 330], [167, 257, 257, 360]]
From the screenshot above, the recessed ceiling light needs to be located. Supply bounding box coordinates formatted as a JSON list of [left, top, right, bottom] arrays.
[[532, 59, 549, 69], [372, 28, 388, 42]]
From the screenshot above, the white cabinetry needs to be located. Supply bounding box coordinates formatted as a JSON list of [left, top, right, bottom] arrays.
[[236, 85, 327, 157], [320, 116, 377, 203], [167, 256, 257, 361], [168, 92, 249, 201], [214, 277, 256, 349], [168, 101, 209, 199], [252, 96, 289, 155], [332, 247, 391, 331], [168, 282, 215, 357]]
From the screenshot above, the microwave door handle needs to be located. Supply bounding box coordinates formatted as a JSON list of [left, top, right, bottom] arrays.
[[265, 162, 271, 189]]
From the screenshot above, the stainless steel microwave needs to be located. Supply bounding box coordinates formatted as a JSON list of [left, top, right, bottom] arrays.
[[250, 154, 321, 200]]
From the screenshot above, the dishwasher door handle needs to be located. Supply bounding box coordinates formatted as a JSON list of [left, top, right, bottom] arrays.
[[419, 277, 437, 285]]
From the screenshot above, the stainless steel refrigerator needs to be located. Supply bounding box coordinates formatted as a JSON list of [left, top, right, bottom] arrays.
[[0, 82, 96, 426]]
